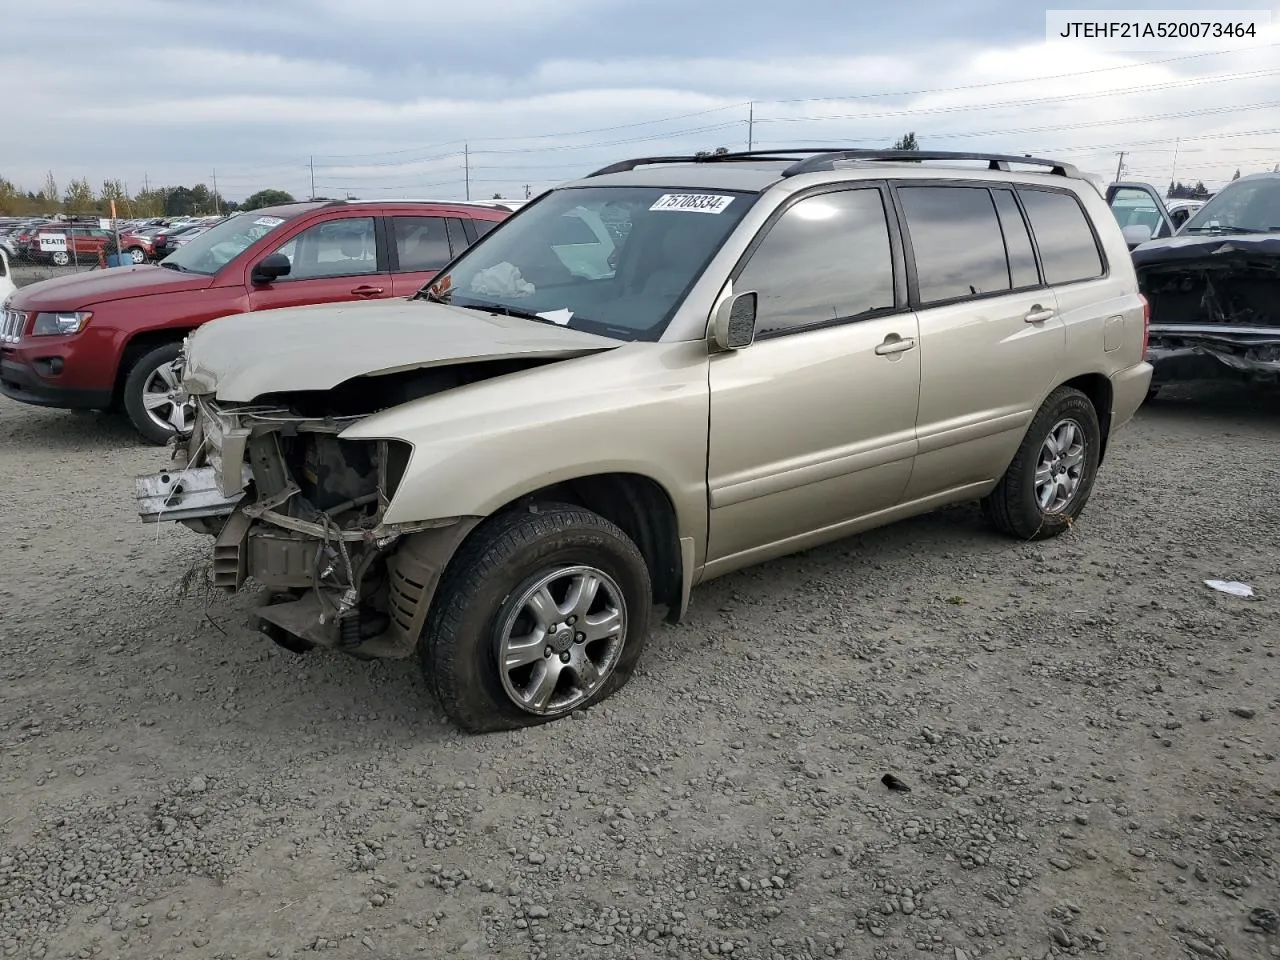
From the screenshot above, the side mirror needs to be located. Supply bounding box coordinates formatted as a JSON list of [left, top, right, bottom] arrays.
[[711, 291, 758, 351], [1170, 209, 1190, 230], [251, 252, 292, 285], [1122, 224, 1153, 248]]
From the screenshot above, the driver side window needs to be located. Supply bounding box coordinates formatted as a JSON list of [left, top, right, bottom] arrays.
[[272, 217, 379, 280]]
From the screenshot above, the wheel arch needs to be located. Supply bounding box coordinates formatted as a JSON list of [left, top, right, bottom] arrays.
[[1059, 372, 1113, 463], [435, 471, 687, 626], [113, 328, 194, 407]]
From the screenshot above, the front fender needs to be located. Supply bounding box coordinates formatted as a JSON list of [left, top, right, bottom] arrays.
[[340, 340, 712, 567]]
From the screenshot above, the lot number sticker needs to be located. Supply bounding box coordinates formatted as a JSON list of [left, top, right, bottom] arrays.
[[254, 216, 285, 227], [649, 193, 734, 214], [38, 233, 67, 252]]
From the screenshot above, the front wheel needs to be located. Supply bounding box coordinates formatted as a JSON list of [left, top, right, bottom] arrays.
[[122, 342, 195, 445], [982, 386, 1102, 541], [422, 504, 652, 733]]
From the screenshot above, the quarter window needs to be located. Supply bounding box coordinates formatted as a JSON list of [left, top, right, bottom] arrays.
[[736, 189, 895, 337], [1017, 188, 1105, 285], [898, 186, 1010, 303]]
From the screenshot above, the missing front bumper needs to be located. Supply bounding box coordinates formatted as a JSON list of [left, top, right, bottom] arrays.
[[135, 464, 253, 523]]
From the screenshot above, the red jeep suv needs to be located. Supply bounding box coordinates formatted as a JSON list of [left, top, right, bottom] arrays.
[[1, 200, 510, 442]]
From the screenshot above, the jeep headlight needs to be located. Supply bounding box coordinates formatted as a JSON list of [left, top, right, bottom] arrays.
[[31, 310, 92, 336]]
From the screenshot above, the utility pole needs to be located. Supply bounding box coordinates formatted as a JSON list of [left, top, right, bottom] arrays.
[[211, 169, 220, 215], [1113, 151, 1126, 182], [747, 101, 754, 151], [309, 156, 316, 201], [1169, 138, 1181, 192], [464, 144, 471, 201], [524, 184, 531, 199]]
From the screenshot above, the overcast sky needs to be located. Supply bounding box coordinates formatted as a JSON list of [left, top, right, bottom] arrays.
[[2, 0, 1278, 201]]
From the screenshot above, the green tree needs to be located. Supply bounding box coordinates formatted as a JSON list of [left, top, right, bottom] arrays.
[[241, 188, 296, 210], [492, 192, 505, 199], [0, 176, 29, 215], [100, 178, 129, 215], [42, 171, 60, 213], [133, 187, 167, 217], [63, 177, 96, 214], [892, 132, 919, 151]]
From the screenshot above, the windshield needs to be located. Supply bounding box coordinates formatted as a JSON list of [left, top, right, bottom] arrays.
[[159, 213, 291, 275], [423, 185, 755, 341], [1182, 178, 1280, 234]]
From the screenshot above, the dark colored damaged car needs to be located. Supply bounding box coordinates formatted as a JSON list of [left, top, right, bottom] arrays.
[[1124, 173, 1280, 397]]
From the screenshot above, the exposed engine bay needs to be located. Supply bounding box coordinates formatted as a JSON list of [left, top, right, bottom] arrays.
[[1136, 248, 1280, 384], [134, 361, 549, 658]]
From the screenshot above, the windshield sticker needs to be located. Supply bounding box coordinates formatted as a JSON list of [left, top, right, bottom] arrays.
[[536, 308, 574, 326], [649, 193, 734, 214], [253, 216, 285, 227]]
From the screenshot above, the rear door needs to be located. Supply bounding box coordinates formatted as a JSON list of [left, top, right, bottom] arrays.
[[246, 214, 393, 312], [896, 182, 1067, 502], [387, 215, 466, 296]]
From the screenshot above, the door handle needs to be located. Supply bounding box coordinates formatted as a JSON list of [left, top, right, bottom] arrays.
[[874, 336, 916, 356], [351, 285, 383, 296], [1024, 305, 1055, 324]]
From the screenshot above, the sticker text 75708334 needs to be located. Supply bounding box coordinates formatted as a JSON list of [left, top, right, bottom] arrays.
[[649, 194, 735, 214]]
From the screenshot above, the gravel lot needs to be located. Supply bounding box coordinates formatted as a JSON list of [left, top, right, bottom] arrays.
[[2, 330, 1278, 957]]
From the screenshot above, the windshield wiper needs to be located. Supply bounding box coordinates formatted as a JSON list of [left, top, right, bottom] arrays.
[[159, 261, 188, 272], [456, 300, 564, 325], [1184, 225, 1255, 235]]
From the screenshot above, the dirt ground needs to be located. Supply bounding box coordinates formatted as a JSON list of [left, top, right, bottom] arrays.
[[1, 375, 1277, 960]]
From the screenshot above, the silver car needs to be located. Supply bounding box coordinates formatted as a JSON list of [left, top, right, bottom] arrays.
[[137, 148, 1153, 732]]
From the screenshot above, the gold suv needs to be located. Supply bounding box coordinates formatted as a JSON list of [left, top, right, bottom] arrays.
[[136, 149, 1153, 732]]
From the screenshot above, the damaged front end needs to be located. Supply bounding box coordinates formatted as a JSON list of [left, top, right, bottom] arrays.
[[136, 394, 476, 658], [1138, 245, 1280, 386]]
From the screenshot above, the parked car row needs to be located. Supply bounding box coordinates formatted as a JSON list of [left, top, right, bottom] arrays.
[[1, 199, 516, 440], [0, 214, 228, 265]]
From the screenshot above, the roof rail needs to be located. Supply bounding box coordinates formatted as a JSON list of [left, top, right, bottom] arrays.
[[779, 149, 1080, 178], [586, 148, 1080, 179]]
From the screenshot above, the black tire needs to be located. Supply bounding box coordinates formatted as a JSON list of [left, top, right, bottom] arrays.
[[122, 342, 188, 445], [422, 503, 652, 733], [981, 386, 1102, 541], [1145, 384, 1161, 403]]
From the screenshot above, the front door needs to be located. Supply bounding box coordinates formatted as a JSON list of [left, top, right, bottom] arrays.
[[706, 186, 921, 569], [247, 215, 393, 311]]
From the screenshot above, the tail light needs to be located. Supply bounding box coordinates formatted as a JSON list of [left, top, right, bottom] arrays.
[[1139, 294, 1150, 354]]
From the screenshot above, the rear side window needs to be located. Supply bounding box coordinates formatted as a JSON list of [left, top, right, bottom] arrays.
[[1017, 188, 1104, 285], [992, 189, 1040, 289], [392, 216, 452, 272], [736, 188, 895, 337], [898, 186, 1010, 304], [471, 218, 500, 238]]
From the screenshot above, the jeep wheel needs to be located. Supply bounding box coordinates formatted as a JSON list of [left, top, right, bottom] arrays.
[[122, 343, 195, 445], [423, 504, 652, 732], [127, 247, 146, 264], [982, 386, 1102, 541], [51, 251, 70, 266]]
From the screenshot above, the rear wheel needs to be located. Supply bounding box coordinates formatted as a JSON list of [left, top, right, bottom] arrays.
[[982, 386, 1102, 541], [122, 342, 194, 445], [127, 247, 146, 264], [51, 251, 70, 266], [422, 504, 652, 733]]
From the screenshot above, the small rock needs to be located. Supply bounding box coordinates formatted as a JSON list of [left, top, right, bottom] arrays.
[[737, 877, 751, 892], [1049, 857, 1073, 871], [528, 906, 549, 919], [1230, 707, 1257, 719], [188, 776, 207, 793]]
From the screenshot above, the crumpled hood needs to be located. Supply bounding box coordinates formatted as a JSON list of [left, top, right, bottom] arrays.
[[10, 264, 212, 310], [1132, 232, 1280, 267], [182, 297, 624, 402]]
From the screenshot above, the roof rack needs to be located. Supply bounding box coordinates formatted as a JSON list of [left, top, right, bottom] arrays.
[[586, 148, 1080, 179]]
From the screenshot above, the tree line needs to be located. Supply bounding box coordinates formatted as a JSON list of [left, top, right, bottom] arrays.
[[0, 174, 304, 218]]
